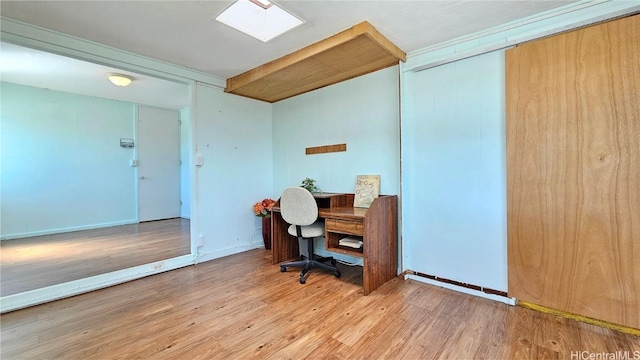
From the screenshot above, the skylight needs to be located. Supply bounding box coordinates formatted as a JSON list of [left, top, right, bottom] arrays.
[[215, 0, 304, 42]]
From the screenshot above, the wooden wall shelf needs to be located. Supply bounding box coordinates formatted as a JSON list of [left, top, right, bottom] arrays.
[[225, 21, 406, 103]]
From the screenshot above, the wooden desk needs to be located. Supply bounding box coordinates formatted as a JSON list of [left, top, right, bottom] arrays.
[[271, 193, 398, 295]]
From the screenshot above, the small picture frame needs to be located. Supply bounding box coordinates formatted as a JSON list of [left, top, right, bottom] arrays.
[[353, 175, 380, 208]]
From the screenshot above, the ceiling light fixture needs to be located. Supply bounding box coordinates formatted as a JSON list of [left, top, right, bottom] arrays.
[[215, 0, 304, 42], [108, 74, 133, 87]]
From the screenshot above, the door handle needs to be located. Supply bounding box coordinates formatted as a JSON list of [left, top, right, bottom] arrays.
[[139, 176, 146, 180]]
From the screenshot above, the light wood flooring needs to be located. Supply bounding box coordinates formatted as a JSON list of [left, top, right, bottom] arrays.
[[1, 249, 638, 359], [0, 218, 191, 296]]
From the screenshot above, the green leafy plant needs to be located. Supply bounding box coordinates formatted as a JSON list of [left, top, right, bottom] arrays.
[[301, 177, 320, 193]]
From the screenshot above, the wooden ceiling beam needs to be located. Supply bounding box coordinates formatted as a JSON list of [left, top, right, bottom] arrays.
[[225, 21, 406, 103]]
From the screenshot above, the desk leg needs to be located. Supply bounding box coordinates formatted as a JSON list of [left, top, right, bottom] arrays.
[[271, 212, 299, 264]]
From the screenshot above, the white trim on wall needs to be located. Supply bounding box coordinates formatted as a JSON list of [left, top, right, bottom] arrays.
[[405, 274, 516, 305], [404, 0, 640, 72], [0, 17, 226, 88]]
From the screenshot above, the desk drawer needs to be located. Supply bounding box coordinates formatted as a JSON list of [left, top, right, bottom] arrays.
[[325, 219, 364, 236]]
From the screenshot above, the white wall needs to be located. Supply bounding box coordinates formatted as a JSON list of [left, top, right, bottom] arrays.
[[272, 66, 400, 196], [401, 50, 507, 292], [1, 82, 137, 239], [194, 84, 273, 260], [272, 66, 400, 264], [2, 1, 634, 312], [179, 107, 191, 219]]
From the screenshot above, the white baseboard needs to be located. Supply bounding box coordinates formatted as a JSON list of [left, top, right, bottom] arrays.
[[195, 243, 264, 264], [405, 274, 516, 305]]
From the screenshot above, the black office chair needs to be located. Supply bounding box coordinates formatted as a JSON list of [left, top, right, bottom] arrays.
[[279, 187, 341, 284]]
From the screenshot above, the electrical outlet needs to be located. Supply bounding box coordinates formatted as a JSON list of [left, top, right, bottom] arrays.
[[198, 234, 204, 247]]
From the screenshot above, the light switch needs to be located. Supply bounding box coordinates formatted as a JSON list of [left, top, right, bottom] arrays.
[[195, 154, 203, 166], [130, 159, 138, 167]]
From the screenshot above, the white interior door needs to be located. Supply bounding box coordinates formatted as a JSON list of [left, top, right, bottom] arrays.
[[138, 106, 180, 222]]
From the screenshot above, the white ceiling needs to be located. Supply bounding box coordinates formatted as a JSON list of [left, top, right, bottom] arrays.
[[0, 0, 578, 107], [0, 42, 191, 109]]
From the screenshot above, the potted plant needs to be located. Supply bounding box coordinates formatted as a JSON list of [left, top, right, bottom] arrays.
[[253, 198, 276, 250], [301, 177, 321, 193]]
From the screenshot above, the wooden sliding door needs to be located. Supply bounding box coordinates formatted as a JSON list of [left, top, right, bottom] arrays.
[[506, 15, 639, 328]]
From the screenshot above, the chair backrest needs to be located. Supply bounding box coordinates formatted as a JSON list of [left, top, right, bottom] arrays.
[[280, 187, 318, 226]]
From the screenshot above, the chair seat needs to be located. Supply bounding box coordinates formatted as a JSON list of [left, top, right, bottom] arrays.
[[279, 187, 339, 284], [287, 221, 324, 238]]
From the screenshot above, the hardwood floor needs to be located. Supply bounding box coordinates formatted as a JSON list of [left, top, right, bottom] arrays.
[[0, 218, 191, 296], [1, 249, 638, 359]]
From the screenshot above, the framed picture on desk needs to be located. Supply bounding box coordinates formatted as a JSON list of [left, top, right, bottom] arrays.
[[354, 175, 380, 208]]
